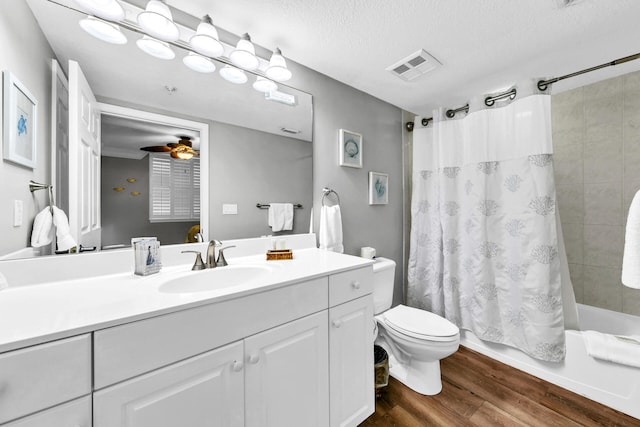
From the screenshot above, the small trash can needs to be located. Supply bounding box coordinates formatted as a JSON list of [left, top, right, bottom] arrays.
[[374, 345, 389, 395]]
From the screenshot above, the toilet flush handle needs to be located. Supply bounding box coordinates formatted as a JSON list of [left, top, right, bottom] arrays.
[[351, 281, 361, 290]]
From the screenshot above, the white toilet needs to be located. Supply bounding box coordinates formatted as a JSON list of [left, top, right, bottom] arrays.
[[373, 257, 460, 395]]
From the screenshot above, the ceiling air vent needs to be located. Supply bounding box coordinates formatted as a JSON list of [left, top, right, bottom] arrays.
[[386, 49, 442, 82]]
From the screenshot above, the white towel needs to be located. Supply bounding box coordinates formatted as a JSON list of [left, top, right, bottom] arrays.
[[622, 190, 640, 288], [319, 205, 344, 253], [52, 206, 77, 251], [583, 330, 640, 368], [30, 207, 53, 247], [268, 203, 293, 232]]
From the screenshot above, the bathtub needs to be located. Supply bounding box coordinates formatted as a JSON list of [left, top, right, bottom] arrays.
[[460, 303, 640, 419]]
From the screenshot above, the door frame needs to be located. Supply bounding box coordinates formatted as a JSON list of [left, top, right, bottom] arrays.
[[98, 103, 210, 242]]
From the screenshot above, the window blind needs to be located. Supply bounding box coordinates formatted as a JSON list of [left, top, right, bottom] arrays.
[[149, 153, 200, 222]]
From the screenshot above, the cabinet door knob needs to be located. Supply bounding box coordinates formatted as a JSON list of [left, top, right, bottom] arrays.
[[232, 360, 244, 372], [332, 319, 342, 328], [248, 353, 260, 364], [351, 281, 361, 289]]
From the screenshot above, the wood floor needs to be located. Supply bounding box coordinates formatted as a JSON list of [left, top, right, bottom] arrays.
[[360, 346, 640, 427]]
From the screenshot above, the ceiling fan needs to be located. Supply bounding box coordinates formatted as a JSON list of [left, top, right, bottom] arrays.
[[140, 136, 199, 160]]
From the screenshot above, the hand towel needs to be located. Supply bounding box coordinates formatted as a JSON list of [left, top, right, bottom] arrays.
[[30, 207, 53, 247], [319, 204, 344, 253], [584, 330, 640, 368], [268, 203, 294, 232], [622, 190, 640, 288], [52, 206, 77, 251]]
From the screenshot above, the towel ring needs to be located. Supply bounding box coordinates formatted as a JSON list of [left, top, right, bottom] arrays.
[[322, 187, 340, 206]]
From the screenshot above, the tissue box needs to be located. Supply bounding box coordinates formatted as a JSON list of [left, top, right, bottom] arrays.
[[132, 237, 162, 276]]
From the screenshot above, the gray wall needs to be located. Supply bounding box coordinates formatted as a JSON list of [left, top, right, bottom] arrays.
[[0, 0, 55, 256], [553, 72, 640, 316], [210, 122, 312, 240], [287, 65, 404, 306], [101, 156, 193, 247]]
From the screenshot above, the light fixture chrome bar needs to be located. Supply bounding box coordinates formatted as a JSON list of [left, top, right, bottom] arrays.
[[445, 104, 469, 119], [485, 87, 516, 107], [537, 52, 640, 91], [47, 0, 273, 78], [421, 117, 432, 127]]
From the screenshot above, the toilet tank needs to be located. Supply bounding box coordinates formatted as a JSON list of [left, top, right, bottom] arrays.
[[372, 257, 396, 315]]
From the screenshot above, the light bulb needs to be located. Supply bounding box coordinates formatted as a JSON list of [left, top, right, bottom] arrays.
[[136, 36, 175, 60], [183, 52, 216, 73], [189, 15, 224, 58], [229, 33, 259, 70], [219, 65, 248, 84], [73, 0, 125, 21], [253, 76, 277, 93], [265, 47, 292, 82], [79, 16, 127, 44], [137, 0, 179, 42]]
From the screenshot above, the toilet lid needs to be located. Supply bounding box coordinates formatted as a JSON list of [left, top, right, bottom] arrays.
[[384, 305, 459, 341]]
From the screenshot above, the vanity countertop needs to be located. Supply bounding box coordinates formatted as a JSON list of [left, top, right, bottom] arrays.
[[0, 248, 373, 353]]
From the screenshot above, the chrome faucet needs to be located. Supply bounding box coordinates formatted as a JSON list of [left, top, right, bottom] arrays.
[[206, 240, 222, 268]]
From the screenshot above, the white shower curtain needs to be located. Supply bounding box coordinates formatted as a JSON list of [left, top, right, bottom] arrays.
[[407, 89, 577, 362]]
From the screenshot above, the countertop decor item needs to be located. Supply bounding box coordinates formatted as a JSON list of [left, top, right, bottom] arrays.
[[3, 71, 37, 169], [266, 249, 293, 260], [339, 128, 363, 168]]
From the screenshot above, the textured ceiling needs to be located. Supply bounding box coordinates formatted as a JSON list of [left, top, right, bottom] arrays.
[[173, 0, 640, 116]]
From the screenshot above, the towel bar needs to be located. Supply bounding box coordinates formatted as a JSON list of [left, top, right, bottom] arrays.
[[256, 203, 303, 209]]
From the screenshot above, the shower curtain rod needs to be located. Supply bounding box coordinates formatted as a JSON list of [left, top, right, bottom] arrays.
[[406, 52, 640, 131]]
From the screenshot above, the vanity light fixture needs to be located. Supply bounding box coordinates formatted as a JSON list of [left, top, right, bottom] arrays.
[[219, 65, 248, 84], [252, 76, 277, 93], [229, 33, 259, 70], [137, 0, 180, 42], [265, 48, 292, 82], [183, 52, 216, 73], [137, 35, 175, 60], [79, 16, 127, 45], [189, 15, 224, 58], [73, 0, 125, 21]]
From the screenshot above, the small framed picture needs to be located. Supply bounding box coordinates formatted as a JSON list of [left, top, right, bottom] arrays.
[[339, 128, 362, 168], [369, 171, 389, 205], [3, 71, 37, 169]]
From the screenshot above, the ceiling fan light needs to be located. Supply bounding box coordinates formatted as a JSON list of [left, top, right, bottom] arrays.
[[73, 0, 125, 21], [220, 65, 247, 84], [137, 35, 175, 60], [229, 33, 259, 70], [183, 52, 216, 73], [253, 76, 278, 93], [265, 47, 292, 82], [137, 0, 180, 42], [189, 15, 224, 58], [79, 16, 127, 44]]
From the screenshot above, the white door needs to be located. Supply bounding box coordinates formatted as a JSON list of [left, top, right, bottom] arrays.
[[329, 296, 375, 427], [51, 60, 69, 217], [68, 60, 101, 250], [93, 342, 245, 427], [245, 311, 329, 427]]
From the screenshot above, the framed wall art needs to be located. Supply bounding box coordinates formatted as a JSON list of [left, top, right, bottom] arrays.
[[3, 71, 37, 169], [338, 128, 362, 168], [369, 171, 388, 205]]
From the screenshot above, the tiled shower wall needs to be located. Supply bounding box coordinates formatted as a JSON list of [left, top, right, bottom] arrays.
[[552, 71, 640, 316]]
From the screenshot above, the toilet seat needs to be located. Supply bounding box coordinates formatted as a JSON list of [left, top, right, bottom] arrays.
[[383, 305, 459, 342]]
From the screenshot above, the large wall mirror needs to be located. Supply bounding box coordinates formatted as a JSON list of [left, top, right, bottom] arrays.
[[1, 0, 313, 259]]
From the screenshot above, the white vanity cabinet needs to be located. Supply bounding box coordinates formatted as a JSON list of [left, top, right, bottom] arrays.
[[2, 396, 91, 427], [328, 267, 375, 427], [94, 342, 245, 427], [245, 311, 329, 427], [0, 334, 92, 425]]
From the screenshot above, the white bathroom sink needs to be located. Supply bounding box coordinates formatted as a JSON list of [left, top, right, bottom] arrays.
[[158, 264, 275, 293]]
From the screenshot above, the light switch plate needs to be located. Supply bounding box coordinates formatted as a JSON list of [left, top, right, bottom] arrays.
[[222, 204, 238, 215], [13, 200, 23, 227]]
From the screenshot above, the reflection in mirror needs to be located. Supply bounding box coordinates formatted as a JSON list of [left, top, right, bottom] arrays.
[[0, 0, 313, 259]]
